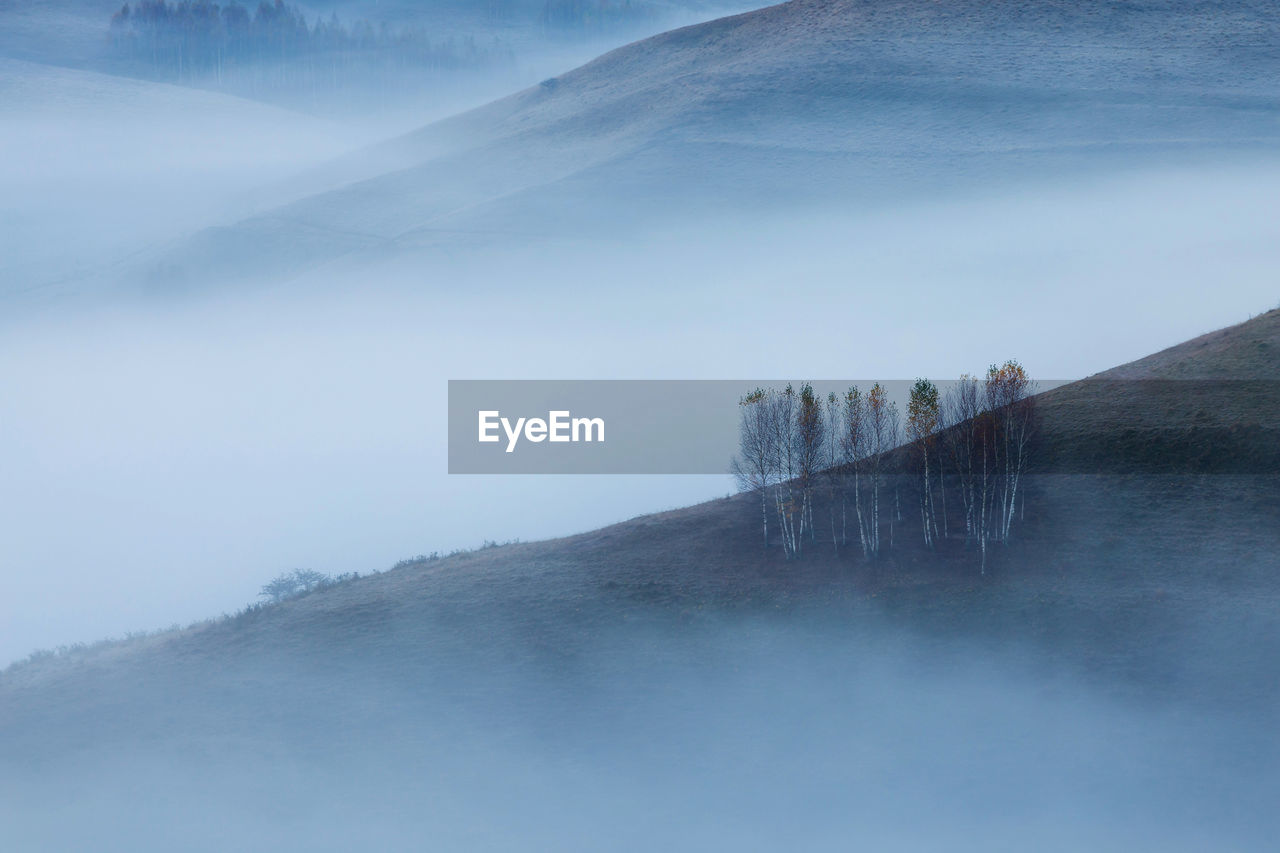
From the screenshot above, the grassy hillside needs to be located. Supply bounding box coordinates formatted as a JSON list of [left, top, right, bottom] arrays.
[[1, 313, 1276, 853], [147, 0, 1280, 287], [0, 56, 359, 300], [3, 310, 1277, 750], [1034, 308, 1280, 474]]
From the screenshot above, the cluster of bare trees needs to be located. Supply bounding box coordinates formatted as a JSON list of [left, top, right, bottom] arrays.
[[732, 363, 1035, 571]]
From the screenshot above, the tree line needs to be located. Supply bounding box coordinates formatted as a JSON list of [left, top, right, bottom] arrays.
[[108, 1, 512, 88], [731, 363, 1035, 571]]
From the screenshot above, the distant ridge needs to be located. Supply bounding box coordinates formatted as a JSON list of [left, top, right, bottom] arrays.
[[145, 0, 1280, 288]]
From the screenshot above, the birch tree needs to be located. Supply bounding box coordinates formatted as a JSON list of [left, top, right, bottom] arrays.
[[934, 384, 953, 540], [771, 384, 802, 560], [864, 383, 897, 559], [731, 388, 776, 548], [943, 374, 982, 547], [942, 364, 1036, 572], [824, 391, 845, 553], [907, 378, 940, 547], [841, 386, 870, 558], [795, 383, 825, 550], [985, 361, 1036, 543]]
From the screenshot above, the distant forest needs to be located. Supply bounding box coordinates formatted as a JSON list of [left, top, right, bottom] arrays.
[[107, 0, 514, 92], [107, 0, 655, 93], [733, 363, 1036, 570]]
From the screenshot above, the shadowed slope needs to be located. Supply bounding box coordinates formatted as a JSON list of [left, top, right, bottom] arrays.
[[1034, 308, 1280, 473]]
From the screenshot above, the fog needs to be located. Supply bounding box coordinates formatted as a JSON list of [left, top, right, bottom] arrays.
[[4, 617, 1277, 850], [3, 156, 1279, 665], [3, 3, 1280, 846], [0, 0, 756, 302]]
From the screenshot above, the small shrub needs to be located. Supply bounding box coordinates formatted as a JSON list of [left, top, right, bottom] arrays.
[[259, 569, 333, 604]]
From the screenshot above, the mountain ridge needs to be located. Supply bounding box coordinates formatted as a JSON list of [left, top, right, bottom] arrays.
[[142, 0, 1280, 290]]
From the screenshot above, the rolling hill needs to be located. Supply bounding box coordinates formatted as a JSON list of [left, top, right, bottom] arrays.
[[0, 0, 119, 68], [149, 0, 1280, 288], [1, 310, 1277, 849], [4, 309, 1277, 732], [0, 56, 359, 301]]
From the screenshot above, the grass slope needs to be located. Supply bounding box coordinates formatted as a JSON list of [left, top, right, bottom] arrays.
[[150, 0, 1280, 287], [2, 310, 1277, 762]]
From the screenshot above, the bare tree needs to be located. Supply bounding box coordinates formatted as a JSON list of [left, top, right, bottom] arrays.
[[863, 383, 898, 559], [942, 364, 1036, 572], [824, 391, 844, 553], [985, 361, 1036, 543], [731, 387, 776, 549], [944, 374, 983, 549], [841, 386, 870, 558], [795, 383, 825, 551], [934, 383, 953, 540], [771, 384, 802, 560]]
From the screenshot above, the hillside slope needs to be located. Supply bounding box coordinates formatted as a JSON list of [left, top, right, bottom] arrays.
[[0, 0, 118, 68], [1034, 308, 1280, 473], [153, 0, 1280, 286], [1, 315, 1278, 851], [0, 57, 356, 299], [3, 310, 1278, 735]]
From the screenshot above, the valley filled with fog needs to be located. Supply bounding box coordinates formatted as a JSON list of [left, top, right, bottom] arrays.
[[4, 158, 1278, 665], [5, 615, 1277, 852], [3, 1, 1280, 849]]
